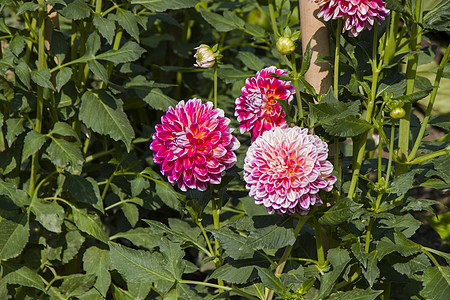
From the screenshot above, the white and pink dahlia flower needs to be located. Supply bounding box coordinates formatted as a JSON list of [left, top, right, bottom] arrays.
[[150, 99, 240, 191], [235, 66, 295, 141], [244, 126, 336, 215], [314, 0, 389, 37]]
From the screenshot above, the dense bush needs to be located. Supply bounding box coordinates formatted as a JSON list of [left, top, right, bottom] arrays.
[[0, 0, 449, 299]]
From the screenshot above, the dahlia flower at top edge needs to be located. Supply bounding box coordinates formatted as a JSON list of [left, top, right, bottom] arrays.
[[150, 98, 240, 192], [235, 66, 295, 141], [243, 126, 336, 215], [314, 0, 389, 37]]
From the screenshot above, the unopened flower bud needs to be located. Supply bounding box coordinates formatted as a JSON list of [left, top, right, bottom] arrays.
[[276, 37, 295, 55], [194, 44, 216, 69]]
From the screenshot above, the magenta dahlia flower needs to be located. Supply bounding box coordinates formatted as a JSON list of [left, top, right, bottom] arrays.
[[314, 0, 389, 37], [244, 126, 336, 215], [150, 99, 240, 191], [235, 66, 295, 141]]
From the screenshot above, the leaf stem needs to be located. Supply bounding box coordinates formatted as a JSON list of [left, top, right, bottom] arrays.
[[213, 63, 218, 108], [397, 0, 423, 174], [29, 0, 46, 196], [265, 215, 308, 300], [179, 280, 259, 300], [290, 53, 303, 120], [365, 217, 375, 253], [385, 121, 395, 189], [333, 19, 343, 201], [195, 219, 215, 257], [347, 23, 379, 199], [408, 44, 450, 160], [268, 0, 279, 36]]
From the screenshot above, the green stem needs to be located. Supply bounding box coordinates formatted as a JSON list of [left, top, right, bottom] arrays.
[[365, 217, 375, 253], [265, 215, 308, 300], [268, 0, 279, 36], [408, 45, 450, 160], [385, 122, 395, 189], [195, 219, 215, 257], [314, 217, 326, 267], [29, 0, 46, 196], [213, 63, 218, 108], [290, 53, 303, 120], [383, 11, 399, 66], [100, 28, 123, 88], [405, 146, 450, 165], [397, 0, 423, 173], [347, 23, 379, 199], [95, 0, 102, 13]]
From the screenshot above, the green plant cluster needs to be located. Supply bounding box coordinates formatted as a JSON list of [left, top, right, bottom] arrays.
[[0, 0, 449, 299]]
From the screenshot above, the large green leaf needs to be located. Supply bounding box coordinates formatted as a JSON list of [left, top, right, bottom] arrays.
[[244, 221, 295, 250], [30, 198, 64, 233], [60, 0, 90, 20], [319, 198, 363, 225], [256, 267, 287, 297], [0, 212, 29, 260], [200, 8, 243, 32], [93, 13, 116, 45], [46, 136, 83, 174], [160, 239, 185, 280], [393, 253, 430, 275], [55, 67, 72, 92], [110, 227, 162, 249], [211, 228, 254, 259], [1, 261, 45, 292], [5, 117, 25, 147], [142, 88, 178, 111], [15, 59, 31, 88], [22, 130, 47, 161], [421, 266, 450, 300], [131, 0, 197, 12], [236, 52, 264, 71], [72, 207, 108, 243], [328, 288, 383, 300], [63, 230, 85, 264], [109, 242, 175, 292], [59, 274, 96, 298], [154, 179, 184, 211], [210, 263, 257, 284], [0, 179, 30, 207], [79, 91, 135, 151], [30, 68, 55, 90], [317, 248, 351, 299], [113, 8, 140, 41], [83, 246, 111, 297], [96, 41, 145, 63], [65, 174, 103, 212]]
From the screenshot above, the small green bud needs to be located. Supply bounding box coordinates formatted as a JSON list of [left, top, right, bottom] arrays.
[[390, 107, 406, 119], [276, 37, 295, 55], [194, 44, 217, 69]]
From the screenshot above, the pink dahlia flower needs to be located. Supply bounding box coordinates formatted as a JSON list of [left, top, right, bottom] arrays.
[[150, 99, 240, 191], [244, 126, 336, 215], [314, 0, 389, 37], [235, 66, 295, 141]]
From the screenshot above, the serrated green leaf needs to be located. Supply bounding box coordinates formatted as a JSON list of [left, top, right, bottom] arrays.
[[379, 214, 422, 238], [362, 251, 380, 287], [211, 228, 254, 260], [200, 8, 241, 32], [131, 0, 197, 12], [128, 282, 152, 300], [9, 35, 26, 56], [50, 122, 79, 139], [109, 243, 175, 287], [79, 91, 135, 151], [0, 180, 30, 207], [59, 274, 96, 298], [218, 66, 255, 83], [72, 207, 108, 243], [93, 13, 116, 45], [0, 212, 29, 260], [15, 60, 31, 88], [30, 198, 64, 233], [93, 41, 145, 64], [154, 179, 183, 211], [309, 98, 359, 125], [421, 266, 450, 300], [244, 23, 266, 37], [131, 176, 148, 196], [83, 246, 111, 297], [31, 68, 55, 90], [17, 2, 42, 16], [143, 88, 178, 111], [63, 229, 85, 264], [114, 8, 140, 41], [377, 232, 421, 260], [123, 202, 139, 227], [328, 288, 383, 300], [65, 174, 103, 212], [299, 39, 312, 76], [88, 59, 109, 83], [236, 52, 264, 71], [56, 67, 72, 91], [160, 239, 185, 279], [61, 0, 90, 20], [1, 261, 45, 292], [393, 253, 430, 275], [47, 137, 83, 174], [319, 198, 363, 225], [244, 221, 295, 250], [6, 117, 25, 147], [22, 130, 47, 161], [256, 267, 286, 296], [323, 116, 372, 137], [210, 263, 257, 284], [110, 227, 162, 249], [401, 197, 441, 213]]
